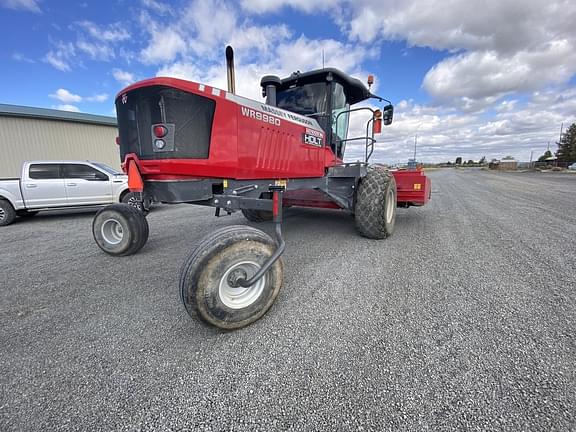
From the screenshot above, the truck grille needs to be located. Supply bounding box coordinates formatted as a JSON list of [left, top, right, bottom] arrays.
[[116, 85, 215, 161]]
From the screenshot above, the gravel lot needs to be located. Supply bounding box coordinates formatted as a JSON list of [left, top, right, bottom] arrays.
[[1, 169, 575, 431]]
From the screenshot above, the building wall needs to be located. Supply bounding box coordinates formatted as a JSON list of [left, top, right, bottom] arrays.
[[0, 116, 120, 178], [499, 161, 518, 170]]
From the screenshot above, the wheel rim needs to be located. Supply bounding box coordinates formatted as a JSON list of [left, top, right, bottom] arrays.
[[219, 261, 266, 309], [385, 188, 395, 224], [0, 208, 5, 221], [127, 197, 142, 210], [101, 218, 124, 245]]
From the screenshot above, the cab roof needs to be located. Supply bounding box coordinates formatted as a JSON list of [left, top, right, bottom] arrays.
[[275, 68, 373, 105]]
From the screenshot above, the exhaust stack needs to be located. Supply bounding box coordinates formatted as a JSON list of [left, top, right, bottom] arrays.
[[225, 45, 235, 94]]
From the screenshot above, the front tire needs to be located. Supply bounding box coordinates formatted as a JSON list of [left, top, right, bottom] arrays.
[[0, 199, 16, 226], [92, 204, 149, 256], [354, 168, 397, 239], [180, 225, 283, 330]]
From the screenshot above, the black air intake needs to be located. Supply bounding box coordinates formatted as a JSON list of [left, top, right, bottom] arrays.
[[116, 85, 215, 161]]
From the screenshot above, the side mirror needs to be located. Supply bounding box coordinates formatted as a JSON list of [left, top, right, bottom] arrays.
[[382, 104, 393, 125]]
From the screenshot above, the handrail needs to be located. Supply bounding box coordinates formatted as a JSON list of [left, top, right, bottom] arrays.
[[334, 106, 377, 163]]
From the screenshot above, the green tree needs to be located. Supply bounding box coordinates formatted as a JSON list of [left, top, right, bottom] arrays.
[[556, 123, 576, 163], [479, 156, 486, 164], [455, 157, 462, 165], [538, 150, 552, 162], [467, 159, 475, 165]]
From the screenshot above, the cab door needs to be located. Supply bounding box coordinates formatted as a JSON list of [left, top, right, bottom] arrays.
[[22, 163, 67, 208], [62, 163, 112, 206]]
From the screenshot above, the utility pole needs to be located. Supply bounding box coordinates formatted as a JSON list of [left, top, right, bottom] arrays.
[[413, 134, 418, 160], [559, 122, 564, 146], [529, 150, 534, 168]]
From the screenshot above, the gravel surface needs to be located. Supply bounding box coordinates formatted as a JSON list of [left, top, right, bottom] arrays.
[[0, 169, 575, 431]]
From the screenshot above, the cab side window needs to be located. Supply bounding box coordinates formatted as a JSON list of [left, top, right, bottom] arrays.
[[29, 164, 61, 179], [62, 164, 108, 181]]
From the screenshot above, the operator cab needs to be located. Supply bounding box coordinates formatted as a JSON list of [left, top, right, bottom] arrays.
[[261, 68, 373, 159]]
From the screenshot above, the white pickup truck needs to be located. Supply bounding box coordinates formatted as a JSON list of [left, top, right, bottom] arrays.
[[0, 161, 139, 226]]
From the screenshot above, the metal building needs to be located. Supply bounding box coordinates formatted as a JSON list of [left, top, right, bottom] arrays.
[[0, 104, 119, 178]]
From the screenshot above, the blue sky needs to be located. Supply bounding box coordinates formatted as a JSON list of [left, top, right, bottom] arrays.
[[1, 0, 575, 163]]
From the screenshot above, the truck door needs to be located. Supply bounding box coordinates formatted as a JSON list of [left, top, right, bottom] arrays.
[[22, 163, 67, 208], [62, 163, 112, 206]]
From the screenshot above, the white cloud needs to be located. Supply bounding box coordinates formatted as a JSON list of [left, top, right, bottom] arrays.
[[341, 86, 575, 164], [239, 0, 576, 111], [44, 21, 130, 71], [341, 0, 576, 109], [140, 27, 186, 64], [76, 40, 114, 61], [142, 0, 170, 14], [49, 88, 108, 105], [44, 41, 75, 71], [54, 104, 80, 112], [0, 0, 41, 13], [240, 0, 337, 13], [76, 21, 130, 43], [86, 94, 109, 102], [112, 69, 136, 87], [423, 41, 576, 111], [12, 52, 35, 63], [50, 88, 82, 103]]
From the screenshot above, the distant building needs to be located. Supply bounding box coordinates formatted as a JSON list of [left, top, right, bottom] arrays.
[[489, 157, 518, 170], [0, 104, 119, 178], [500, 157, 518, 170]]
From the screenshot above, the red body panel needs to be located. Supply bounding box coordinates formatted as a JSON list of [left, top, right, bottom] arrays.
[[392, 169, 432, 206], [119, 77, 336, 180]]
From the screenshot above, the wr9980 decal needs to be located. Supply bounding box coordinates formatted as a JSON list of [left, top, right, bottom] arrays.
[[240, 106, 281, 126]]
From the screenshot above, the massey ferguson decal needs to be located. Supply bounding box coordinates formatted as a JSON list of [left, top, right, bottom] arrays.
[[227, 92, 323, 132], [259, 104, 315, 127]]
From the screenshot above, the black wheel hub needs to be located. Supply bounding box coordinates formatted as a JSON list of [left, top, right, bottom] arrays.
[[227, 268, 248, 287]]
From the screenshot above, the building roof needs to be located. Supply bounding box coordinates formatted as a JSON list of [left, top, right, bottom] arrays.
[[0, 103, 117, 126]]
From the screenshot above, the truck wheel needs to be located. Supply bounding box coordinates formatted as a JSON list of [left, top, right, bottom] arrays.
[[180, 225, 283, 330], [122, 192, 151, 215], [241, 209, 273, 222], [92, 204, 149, 256], [0, 199, 16, 226], [354, 168, 397, 239]]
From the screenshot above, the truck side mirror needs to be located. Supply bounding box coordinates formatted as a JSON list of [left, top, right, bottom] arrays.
[[382, 104, 394, 125]]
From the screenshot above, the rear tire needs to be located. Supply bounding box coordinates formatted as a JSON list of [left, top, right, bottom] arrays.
[[0, 199, 16, 226], [354, 168, 397, 239], [92, 204, 149, 256], [180, 225, 283, 330], [241, 209, 273, 222]]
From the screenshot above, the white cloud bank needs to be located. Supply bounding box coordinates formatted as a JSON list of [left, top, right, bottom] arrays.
[[38, 0, 576, 162]]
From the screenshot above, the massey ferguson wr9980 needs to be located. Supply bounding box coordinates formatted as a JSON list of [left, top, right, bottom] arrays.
[[92, 46, 431, 329]]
